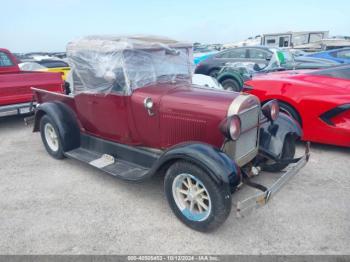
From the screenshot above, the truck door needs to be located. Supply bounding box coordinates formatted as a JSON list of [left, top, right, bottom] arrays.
[[74, 67, 134, 144], [0, 51, 21, 106]]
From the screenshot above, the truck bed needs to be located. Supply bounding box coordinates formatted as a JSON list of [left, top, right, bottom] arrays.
[[0, 71, 63, 107]]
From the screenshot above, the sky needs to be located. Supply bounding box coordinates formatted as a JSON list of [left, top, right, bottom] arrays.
[[1, 0, 349, 52]]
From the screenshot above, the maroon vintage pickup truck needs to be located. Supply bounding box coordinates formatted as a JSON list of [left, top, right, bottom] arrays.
[[0, 48, 64, 117], [31, 36, 309, 232]]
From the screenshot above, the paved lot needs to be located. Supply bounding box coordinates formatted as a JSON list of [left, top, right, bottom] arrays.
[[0, 115, 349, 254]]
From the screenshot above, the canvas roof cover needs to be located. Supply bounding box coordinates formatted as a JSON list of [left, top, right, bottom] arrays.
[[67, 35, 193, 95]]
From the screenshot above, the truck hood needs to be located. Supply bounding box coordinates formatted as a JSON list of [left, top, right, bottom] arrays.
[[131, 82, 258, 149], [158, 83, 241, 147], [160, 84, 239, 117]]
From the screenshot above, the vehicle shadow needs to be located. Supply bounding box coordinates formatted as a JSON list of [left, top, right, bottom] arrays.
[[306, 141, 350, 154], [0, 114, 30, 128]]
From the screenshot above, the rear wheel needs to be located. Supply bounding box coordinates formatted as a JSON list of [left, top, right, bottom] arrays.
[[40, 115, 64, 159], [164, 161, 231, 232], [221, 78, 241, 92]]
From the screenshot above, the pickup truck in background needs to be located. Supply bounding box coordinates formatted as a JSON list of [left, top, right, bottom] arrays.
[[0, 48, 64, 117]]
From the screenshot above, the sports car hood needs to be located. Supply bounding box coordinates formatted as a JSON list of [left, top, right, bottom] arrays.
[[251, 69, 350, 93], [251, 70, 313, 81]]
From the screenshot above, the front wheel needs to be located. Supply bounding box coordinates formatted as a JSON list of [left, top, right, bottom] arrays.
[[164, 161, 231, 232]]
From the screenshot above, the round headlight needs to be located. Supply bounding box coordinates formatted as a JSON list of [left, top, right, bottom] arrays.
[[262, 99, 280, 121], [229, 115, 241, 141], [270, 100, 280, 121]]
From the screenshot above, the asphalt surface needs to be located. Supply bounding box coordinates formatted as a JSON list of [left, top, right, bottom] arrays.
[[0, 115, 349, 254]]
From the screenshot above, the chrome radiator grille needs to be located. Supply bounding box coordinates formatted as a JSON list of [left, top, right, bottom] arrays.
[[235, 105, 259, 161], [223, 94, 260, 167]]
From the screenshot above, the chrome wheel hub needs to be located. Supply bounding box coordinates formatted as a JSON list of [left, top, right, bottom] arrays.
[[172, 173, 211, 221], [44, 123, 59, 152]]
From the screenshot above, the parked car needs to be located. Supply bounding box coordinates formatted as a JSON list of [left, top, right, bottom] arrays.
[[243, 65, 350, 147], [193, 50, 218, 65], [193, 46, 219, 65], [192, 74, 223, 90], [37, 60, 70, 80], [195, 46, 339, 78], [306, 48, 350, 64], [0, 48, 64, 117], [197, 47, 339, 91], [30, 36, 309, 232], [19, 60, 71, 80], [289, 49, 308, 57], [215, 64, 247, 91]]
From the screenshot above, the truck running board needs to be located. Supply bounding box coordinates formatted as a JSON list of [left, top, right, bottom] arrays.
[[65, 148, 150, 181]]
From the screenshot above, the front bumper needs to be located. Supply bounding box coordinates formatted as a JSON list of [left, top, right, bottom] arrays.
[[235, 142, 310, 217]]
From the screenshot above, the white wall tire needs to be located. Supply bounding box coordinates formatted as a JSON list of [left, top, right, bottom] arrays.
[[172, 173, 212, 222], [44, 122, 59, 152], [165, 161, 232, 232], [40, 115, 64, 159]]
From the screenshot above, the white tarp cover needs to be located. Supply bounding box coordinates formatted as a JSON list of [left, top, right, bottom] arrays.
[[66, 35, 193, 95]]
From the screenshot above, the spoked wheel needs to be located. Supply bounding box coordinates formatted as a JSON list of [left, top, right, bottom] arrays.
[[40, 115, 64, 159], [165, 161, 231, 232], [172, 173, 212, 221]]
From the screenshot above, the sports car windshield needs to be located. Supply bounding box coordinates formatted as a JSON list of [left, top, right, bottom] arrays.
[[309, 66, 350, 80]]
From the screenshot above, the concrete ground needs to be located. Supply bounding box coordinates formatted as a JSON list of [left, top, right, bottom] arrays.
[[0, 115, 349, 255]]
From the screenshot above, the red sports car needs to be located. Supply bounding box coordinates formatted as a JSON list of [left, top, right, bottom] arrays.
[[244, 65, 350, 147]]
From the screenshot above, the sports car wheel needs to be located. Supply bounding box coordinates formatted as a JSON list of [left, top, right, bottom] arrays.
[[164, 161, 231, 232], [40, 115, 64, 159], [279, 102, 302, 125], [221, 78, 241, 92], [263, 135, 296, 172]]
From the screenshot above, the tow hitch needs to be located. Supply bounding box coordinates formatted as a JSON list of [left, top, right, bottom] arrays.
[[235, 142, 310, 217]]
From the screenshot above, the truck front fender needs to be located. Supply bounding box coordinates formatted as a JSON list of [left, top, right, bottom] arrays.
[[150, 142, 241, 190], [259, 113, 302, 158], [33, 102, 80, 152]]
